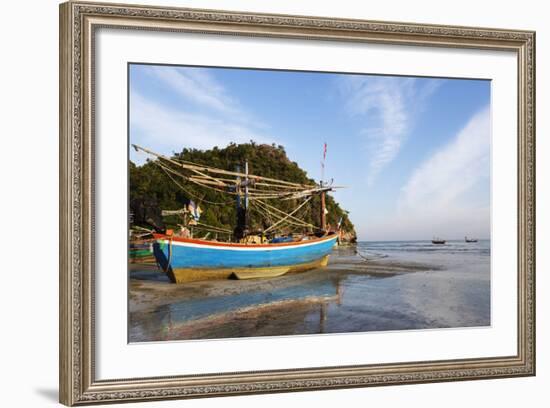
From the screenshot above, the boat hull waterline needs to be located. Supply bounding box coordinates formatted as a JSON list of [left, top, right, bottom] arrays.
[[152, 233, 338, 283]]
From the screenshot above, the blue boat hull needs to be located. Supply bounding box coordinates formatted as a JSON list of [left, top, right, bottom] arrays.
[[153, 234, 338, 283]]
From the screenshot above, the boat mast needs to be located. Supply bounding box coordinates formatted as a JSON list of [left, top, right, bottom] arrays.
[[234, 161, 250, 241], [320, 181, 326, 232], [320, 143, 327, 232], [244, 161, 249, 233], [244, 161, 248, 214]]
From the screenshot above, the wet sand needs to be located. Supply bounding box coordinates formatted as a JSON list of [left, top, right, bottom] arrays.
[[129, 247, 438, 311], [129, 246, 451, 342]]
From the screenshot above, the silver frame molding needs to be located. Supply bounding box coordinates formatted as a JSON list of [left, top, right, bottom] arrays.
[[59, 1, 536, 405]]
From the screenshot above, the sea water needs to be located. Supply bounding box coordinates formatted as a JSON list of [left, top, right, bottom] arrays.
[[328, 240, 491, 332]]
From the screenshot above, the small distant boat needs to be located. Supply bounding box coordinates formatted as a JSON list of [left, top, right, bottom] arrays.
[[432, 237, 446, 244], [465, 236, 478, 243]]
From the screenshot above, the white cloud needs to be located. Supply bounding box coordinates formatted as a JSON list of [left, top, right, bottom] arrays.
[[367, 106, 491, 240], [130, 66, 272, 164], [130, 91, 271, 164], [142, 66, 264, 129], [400, 106, 490, 211], [145, 66, 236, 115], [340, 76, 440, 185]]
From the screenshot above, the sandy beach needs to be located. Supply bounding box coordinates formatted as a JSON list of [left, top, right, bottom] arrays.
[[128, 244, 480, 342]]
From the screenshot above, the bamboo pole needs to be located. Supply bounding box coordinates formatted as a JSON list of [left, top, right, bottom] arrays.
[[255, 199, 317, 229], [264, 197, 312, 233], [133, 144, 315, 189]]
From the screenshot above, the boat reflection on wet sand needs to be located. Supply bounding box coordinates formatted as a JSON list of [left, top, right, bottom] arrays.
[[129, 266, 345, 341]]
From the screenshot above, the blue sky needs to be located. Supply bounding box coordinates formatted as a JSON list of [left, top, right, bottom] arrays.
[[129, 63, 491, 241]]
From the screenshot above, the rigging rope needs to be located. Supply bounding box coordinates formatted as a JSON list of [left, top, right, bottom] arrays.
[[254, 199, 318, 230], [249, 203, 308, 234], [159, 237, 173, 274], [194, 221, 232, 233], [253, 201, 310, 229], [143, 148, 328, 235], [154, 161, 233, 206]]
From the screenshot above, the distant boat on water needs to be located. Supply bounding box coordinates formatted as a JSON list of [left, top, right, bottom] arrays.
[[432, 237, 446, 244], [465, 236, 478, 243]]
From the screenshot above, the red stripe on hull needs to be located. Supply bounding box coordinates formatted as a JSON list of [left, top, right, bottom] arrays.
[[152, 233, 337, 248]]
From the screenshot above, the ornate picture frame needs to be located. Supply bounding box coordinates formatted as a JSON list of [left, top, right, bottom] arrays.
[[59, 1, 535, 405]]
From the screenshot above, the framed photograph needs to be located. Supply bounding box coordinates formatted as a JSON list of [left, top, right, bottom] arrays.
[[59, 1, 535, 405]]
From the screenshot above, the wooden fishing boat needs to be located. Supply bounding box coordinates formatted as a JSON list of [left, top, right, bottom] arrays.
[[431, 238, 446, 244], [465, 236, 478, 243], [153, 233, 337, 283], [132, 144, 343, 283], [129, 227, 157, 264], [129, 239, 156, 264]]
